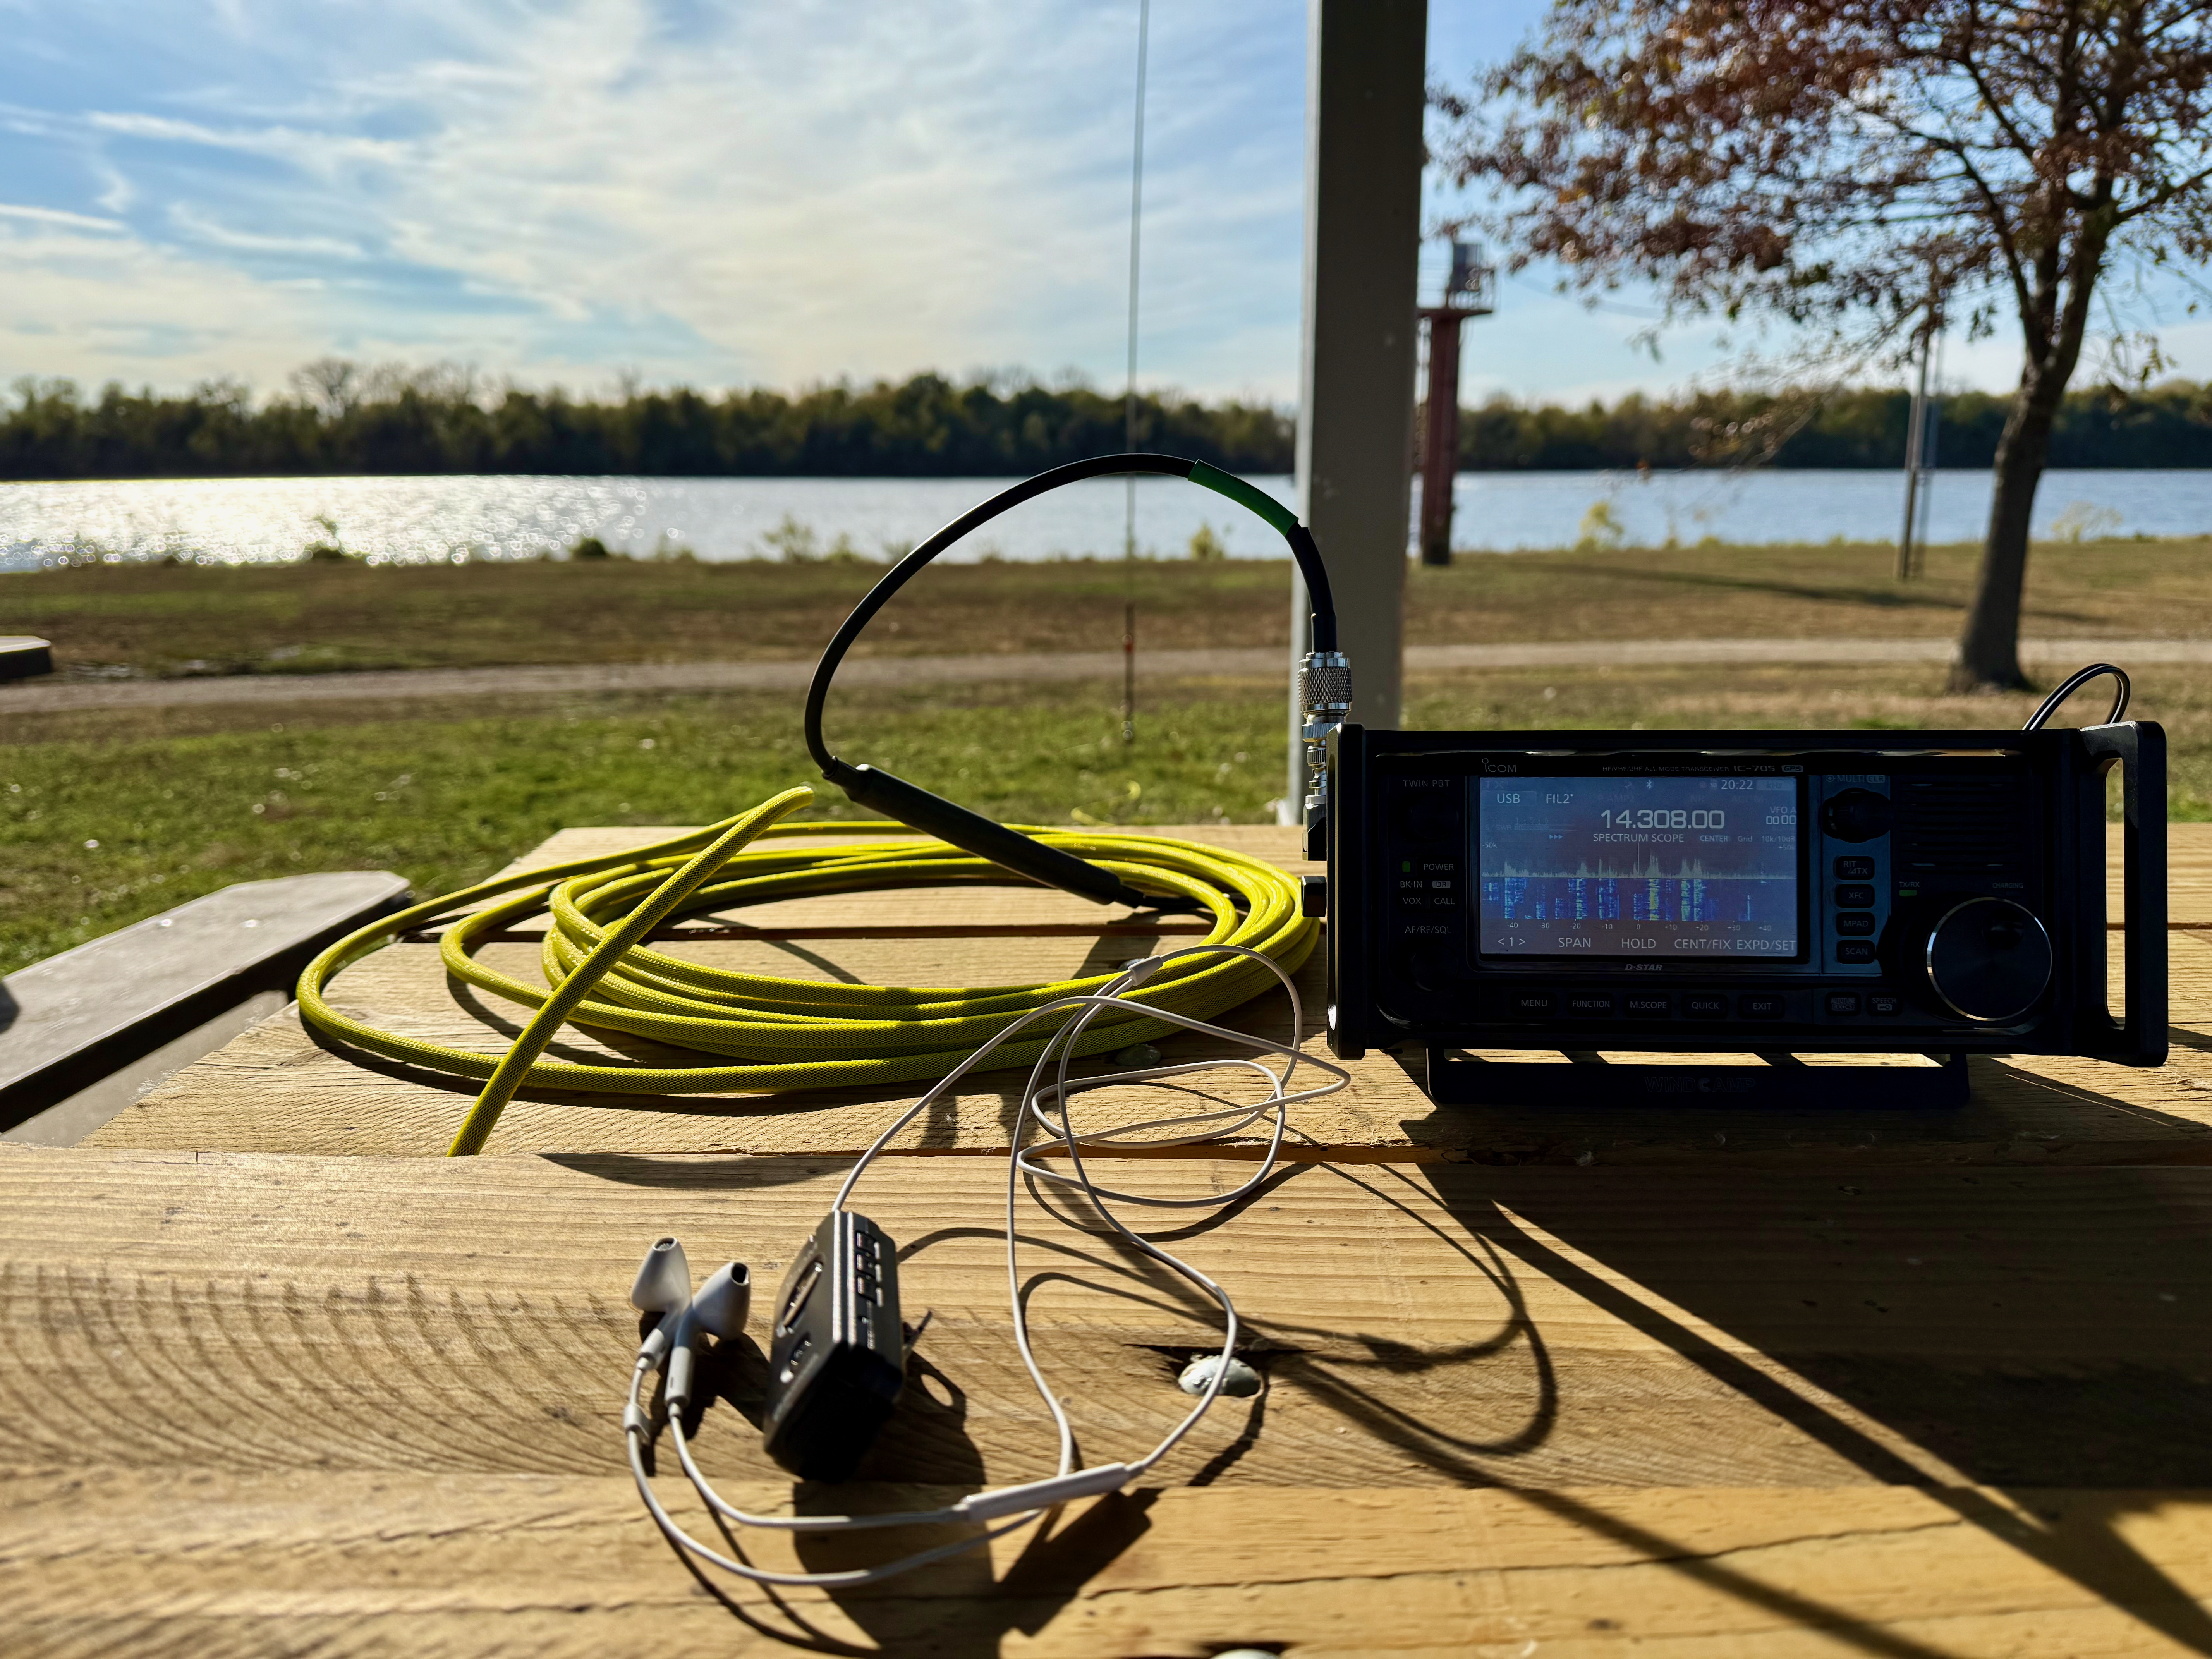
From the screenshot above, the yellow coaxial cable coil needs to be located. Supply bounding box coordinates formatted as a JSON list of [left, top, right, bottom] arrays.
[[297, 785, 1319, 1155]]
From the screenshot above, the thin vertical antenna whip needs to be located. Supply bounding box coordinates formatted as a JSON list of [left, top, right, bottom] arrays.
[[1121, 0, 1150, 746]]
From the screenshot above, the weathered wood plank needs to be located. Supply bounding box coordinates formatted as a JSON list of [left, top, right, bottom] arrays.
[[8, 1148, 2212, 1488], [89, 827, 2212, 1163], [3, 1146, 2210, 1656], [2159, 821, 2212, 926], [0, 870, 410, 1129], [7, 1470, 2211, 1658]]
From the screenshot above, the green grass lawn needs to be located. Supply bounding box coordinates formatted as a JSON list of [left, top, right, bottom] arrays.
[[4, 660, 2204, 971], [5, 533, 2208, 679]]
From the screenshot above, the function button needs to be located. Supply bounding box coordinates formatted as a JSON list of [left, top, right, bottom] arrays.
[[1566, 993, 1617, 1018], [1834, 883, 1877, 908], [1834, 856, 1876, 881], [1836, 940, 1877, 964], [1682, 993, 1729, 1019], [1739, 994, 1785, 1020], [1623, 994, 1671, 1019], [1824, 992, 1862, 1017], [1834, 912, 1876, 937], [1509, 990, 1558, 1018], [1868, 994, 1903, 1016], [1822, 789, 1896, 843]]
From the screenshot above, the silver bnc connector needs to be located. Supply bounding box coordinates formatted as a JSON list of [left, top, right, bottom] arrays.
[[1298, 649, 1351, 858]]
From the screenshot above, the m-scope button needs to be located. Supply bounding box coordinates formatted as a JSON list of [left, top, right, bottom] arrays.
[[1567, 994, 1616, 1018], [1623, 994, 1671, 1018], [1739, 994, 1785, 1020], [1682, 994, 1729, 1019], [1509, 991, 1558, 1018]]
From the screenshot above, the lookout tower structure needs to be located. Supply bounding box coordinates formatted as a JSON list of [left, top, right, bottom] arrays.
[[1416, 240, 1495, 567]]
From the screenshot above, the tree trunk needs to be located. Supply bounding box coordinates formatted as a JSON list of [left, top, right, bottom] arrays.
[[1953, 201, 2113, 694], [1950, 365, 2066, 691]]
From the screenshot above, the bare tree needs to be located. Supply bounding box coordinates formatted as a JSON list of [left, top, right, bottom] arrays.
[[1436, 0, 2212, 689], [289, 358, 360, 419]]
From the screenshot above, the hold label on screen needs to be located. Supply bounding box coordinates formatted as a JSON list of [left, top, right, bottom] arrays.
[[1477, 776, 1799, 959]]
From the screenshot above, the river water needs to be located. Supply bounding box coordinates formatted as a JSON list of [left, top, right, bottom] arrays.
[[4, 469, 2210, 570]]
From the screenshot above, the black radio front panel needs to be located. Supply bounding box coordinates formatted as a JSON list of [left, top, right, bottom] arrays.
[[1325, 725, 2165, 1066]]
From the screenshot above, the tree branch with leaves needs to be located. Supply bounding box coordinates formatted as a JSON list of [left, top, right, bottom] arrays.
[[1436, 0, 2212, 689]]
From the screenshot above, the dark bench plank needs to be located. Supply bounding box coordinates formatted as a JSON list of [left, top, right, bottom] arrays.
[[0, 636, 52, 681], [0, 870, 408, 1129]]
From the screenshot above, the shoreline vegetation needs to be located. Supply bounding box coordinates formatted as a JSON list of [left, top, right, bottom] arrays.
[[15, 365, 2212, 480]]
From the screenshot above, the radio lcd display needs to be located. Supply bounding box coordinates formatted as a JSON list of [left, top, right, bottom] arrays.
[[1477, 775, 1801, 958]]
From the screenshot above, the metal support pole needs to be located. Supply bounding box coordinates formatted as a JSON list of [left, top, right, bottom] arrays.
[[1896, 324, 1932, 581], [1417, 310, 1465, 567], [1283, 0, 1426, 822], [1915, 391, 1941, 556]]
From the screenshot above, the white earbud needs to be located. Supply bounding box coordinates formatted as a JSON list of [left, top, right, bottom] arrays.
[[666, 1261, 751, 1409], [630, 1243, 754, 1406], [685, 1262, 751, 1343], [629, 1236, 692, 1365]]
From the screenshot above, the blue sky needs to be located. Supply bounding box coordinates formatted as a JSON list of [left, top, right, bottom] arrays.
[[4, 0, 2206, 407]]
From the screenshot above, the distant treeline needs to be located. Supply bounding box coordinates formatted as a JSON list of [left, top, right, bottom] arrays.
[[1454, 382, 2212, 470], [0, 367, 1294, 480], [10, 364, 2212, 479]]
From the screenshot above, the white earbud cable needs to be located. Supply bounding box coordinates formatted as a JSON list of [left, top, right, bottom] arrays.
[[625, 943, 1348, 1586]]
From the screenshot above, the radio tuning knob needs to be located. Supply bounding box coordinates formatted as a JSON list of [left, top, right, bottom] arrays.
[[1924, 898, 2052, 1024], [1821, 788, 1895, 842]]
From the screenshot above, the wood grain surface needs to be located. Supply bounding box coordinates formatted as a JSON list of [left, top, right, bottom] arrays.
[[5, 1145, 2210, 1656], [88, 825, 2212, 1166]]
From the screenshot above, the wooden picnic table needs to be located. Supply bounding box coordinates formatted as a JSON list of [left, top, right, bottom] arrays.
[[8, 823, 2212, 1655]]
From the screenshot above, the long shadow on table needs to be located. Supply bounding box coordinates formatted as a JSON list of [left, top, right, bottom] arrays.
[[783, 1221, 1264, 1652], [1395, 1154, 2212, 1654]]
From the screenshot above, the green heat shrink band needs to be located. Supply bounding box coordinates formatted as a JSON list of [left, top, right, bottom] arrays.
[[1188, 459, 1298, 535]]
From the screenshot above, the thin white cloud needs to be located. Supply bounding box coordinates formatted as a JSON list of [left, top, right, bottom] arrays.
[[0, 201, 125, 232], [86, 110, 409, 177], [168, 203, 365, 261]]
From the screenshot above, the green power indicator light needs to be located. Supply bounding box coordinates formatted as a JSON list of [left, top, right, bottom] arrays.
[[1401, 860, 1412, 873]]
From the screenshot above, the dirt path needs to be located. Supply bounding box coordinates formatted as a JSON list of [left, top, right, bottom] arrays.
[[3, 637, 2206, 715]]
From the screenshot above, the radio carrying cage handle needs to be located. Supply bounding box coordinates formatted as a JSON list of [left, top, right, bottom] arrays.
[[2078, 721, 2167, 1065]]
